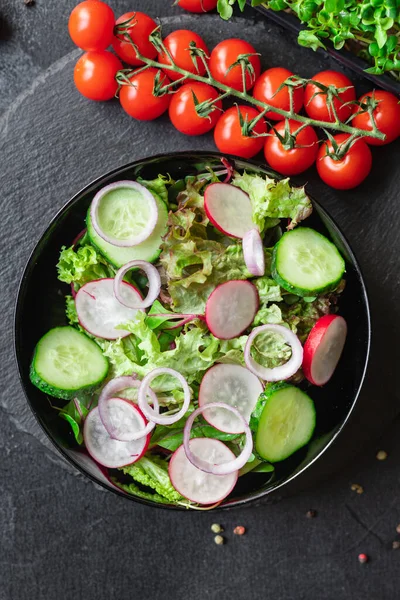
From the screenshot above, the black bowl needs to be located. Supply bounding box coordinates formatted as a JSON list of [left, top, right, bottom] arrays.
[[14, 152, 371, 510]]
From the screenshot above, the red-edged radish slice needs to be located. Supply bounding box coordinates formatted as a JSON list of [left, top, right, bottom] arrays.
[[183, 403, 253, 475], [98, 376, 159, 441], [75, 279, 143, 339], [90, 180, 158, 247], [244, 323, 303, 381], [114, 260, 161, 309], [169, 439, 238, 505], [303, 314, 347, 386], [242, 228, 265, 276], [65, 449, 125, 492], [205, 280, 259, 340], [204, 182, 256, 238], [199, 364, 263, 434], [84, 401, 150, 469], [138, 368, 191, 425]]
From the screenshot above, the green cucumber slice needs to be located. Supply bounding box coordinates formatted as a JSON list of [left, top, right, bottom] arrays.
[[87, 193, 168, 268], [30, 326, 109, 400], [272, 227, 345, 296], [251, 383, 316, 462]]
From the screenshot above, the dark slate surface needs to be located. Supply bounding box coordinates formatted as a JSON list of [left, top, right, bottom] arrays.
[[1, 2, 400, 599]]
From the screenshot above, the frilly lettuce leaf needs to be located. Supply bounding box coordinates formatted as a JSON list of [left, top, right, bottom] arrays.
[[119, 455, 183, 503], [250, 328, 292, 369], [254, 276, 282, 304], [137, 175, 171, 206], [253, 303, 283, 327], [232, 171, 312, 233], [57, 244, 114, 289]]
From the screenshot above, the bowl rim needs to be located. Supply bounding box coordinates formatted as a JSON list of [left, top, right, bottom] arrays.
[[14, 150, 371, 510]]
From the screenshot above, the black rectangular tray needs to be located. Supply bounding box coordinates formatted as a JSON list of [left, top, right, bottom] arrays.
[[248, 2, 400, 94]]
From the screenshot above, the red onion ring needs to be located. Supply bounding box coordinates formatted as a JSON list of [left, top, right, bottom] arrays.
[[183, 403, 253, 475], [244, 324, 303, 381], [90, 181, 158, 247], [138, 368, 191, 425], [242, 228, 265, 276], [98, 376, 159, 441], [221, 158, 233, 183], [114, 260, 161, 309]]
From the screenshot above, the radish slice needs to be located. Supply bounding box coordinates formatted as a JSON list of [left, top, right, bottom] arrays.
[[169, 439, 238, 505], [205, 280, 259, 340], [98, 376, 159, 441], [303, 314, 347, 386], [65, 449, 125, 492], [204, 183, 256, 238], [84, 402, 150, 468], [242, 228, 265, 276], [75, 279, 143, 340], [90, 180, 158, 247], [183, 403, 253, 475], [114, 261, 161, 309], [244, 324, 303, 381], [138, 368, 191, 425], [198, 364, 263, 434]]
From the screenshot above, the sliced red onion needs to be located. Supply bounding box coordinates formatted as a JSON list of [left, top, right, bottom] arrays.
[[90, 180, 158, 247], [221, 157, 233, 183], [138, 368, 191, 425], [114, 260, 161, 309], [244, 324, 303, 381], [242, 228, 265, 276], [72, 228, 87, 250], [98, 376, 159, 441], [183, 403, 253, 475]]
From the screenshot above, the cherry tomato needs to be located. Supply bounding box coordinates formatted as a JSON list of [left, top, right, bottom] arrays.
[[316, 133, 372, 190], [304, 70, 355, 123], [264, 119, 318, 176], [158, 30, 209, 82], [253, 67, 304, 120], [214, 106, 267, 159], [68, 1, 115, 51], [177, 0, 218, 12], [209, 39, 261, 92], [74, 51, 122, 101], [169, 82, 222, 135], [112, 12, 158, 66], [119, 68, 171, 121], [352, 90, 400, 146]]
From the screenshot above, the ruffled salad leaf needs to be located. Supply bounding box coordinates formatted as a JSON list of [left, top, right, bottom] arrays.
[[232, 171, 312, 233], [118, 455, 183, 503], [57, 244, 115, 289]]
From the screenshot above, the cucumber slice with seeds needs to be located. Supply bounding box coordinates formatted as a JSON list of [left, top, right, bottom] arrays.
[[30, 326, 108, 400], [272, 227, 345, 296], [251, 383, 316, 463], [87, 193, 168, 268]]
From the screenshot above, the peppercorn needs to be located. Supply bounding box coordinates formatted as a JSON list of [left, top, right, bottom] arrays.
[[351, 484, 364, 494], [376, 450, 388, 461], [211, 523, 223, 534], [24, 0, 35, 5], [396, 524, 400, 535], [214, 535, 225, 545], [358, 553, 369, 564], [233, 526, 246, 535], [392, 541, 400, 550], [306, 509, 317, 519]]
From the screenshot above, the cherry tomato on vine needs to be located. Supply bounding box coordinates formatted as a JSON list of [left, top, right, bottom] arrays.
[[304, 70, 355, 123], [214, 106, 267, 159], [169, 82, 222, 135], [158, 30, 209, 82], [177, 0, 218, 12], [68, 1, 115, 51], [316, 133, 372, 190], [352, 90, 400, 146], [119, 68, 171, 121], [264, 119, 318, 176], [252, 67, 304, 120], [112, 12, 158, 66], [209, 39, 261, 92], [74, 51, 122, 101]]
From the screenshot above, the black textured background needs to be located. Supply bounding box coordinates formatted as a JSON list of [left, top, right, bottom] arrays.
[[1, 1, 399, 598]]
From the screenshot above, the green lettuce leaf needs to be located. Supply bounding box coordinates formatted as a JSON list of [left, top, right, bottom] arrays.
[[57, 244, 114, 289], [119, 455, 183, 503], [254, 276, 282, 303], [155, 424, 239, 452], [137, 175, 171, 206], [232, 171, 312, 233], [58, 396, 92, 444], [253, 303, 283, 327], [250, 328, 292, 369]]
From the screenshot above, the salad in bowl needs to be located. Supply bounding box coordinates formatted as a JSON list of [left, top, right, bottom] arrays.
[[27, 158, 351, 509]]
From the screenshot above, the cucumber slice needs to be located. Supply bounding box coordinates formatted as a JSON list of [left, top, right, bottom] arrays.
[[272, 227, 345, 296], [30, 326, 108, 400], [251, 383, 316, 462], [87, 193, 168, 268]]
